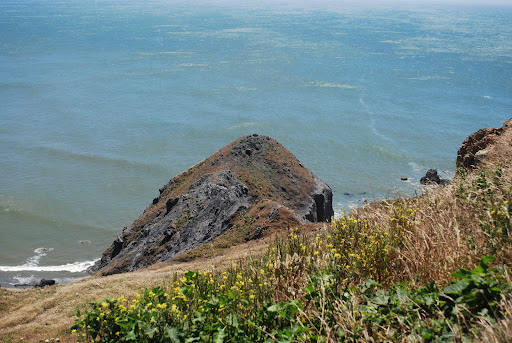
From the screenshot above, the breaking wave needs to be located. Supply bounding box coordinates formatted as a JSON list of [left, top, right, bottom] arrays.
[[0, 247, 98, 273]]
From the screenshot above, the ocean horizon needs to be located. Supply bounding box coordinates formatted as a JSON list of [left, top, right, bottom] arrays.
[[1, 0, 511, 287]]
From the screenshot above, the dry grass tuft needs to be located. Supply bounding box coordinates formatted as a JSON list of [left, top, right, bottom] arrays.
[[476, 296, 512, 343]]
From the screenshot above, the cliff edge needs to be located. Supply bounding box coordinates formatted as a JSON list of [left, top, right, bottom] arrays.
[[90, 134, 333, 275], [457, 118, 512, 170]]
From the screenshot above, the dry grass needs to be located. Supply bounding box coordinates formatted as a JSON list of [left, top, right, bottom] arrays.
[[475, 296, 512, 343], [0, 236, 274, 343], [350, 178, 490, 287]]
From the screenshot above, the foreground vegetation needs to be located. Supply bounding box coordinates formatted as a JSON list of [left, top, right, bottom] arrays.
[[72, 166, 512, 342]]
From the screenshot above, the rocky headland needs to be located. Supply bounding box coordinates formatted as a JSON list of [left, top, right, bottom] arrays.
[[91, 134, 333, 275]]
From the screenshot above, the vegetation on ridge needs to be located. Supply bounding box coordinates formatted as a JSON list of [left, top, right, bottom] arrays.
[[72, 165, 512, 342]]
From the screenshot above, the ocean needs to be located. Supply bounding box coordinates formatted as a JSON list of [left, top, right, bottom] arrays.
[[1, 0, 511, 287]]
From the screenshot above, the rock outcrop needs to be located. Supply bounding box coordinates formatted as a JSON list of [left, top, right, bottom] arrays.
[[90, 134, 333, 275], [457, 120, 511, 169], [420, 169, 450, 186]]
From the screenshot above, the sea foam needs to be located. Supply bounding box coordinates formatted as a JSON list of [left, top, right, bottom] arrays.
[[0, 247, 97, 273], [0, 260, 98, 273]]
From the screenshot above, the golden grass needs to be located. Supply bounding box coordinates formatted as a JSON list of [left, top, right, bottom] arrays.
[[0, 236, 274, 343], [475, 298, 512, 343]]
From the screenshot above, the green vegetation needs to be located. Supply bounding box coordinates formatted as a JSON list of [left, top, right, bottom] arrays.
[[72, 166, 512, 342]]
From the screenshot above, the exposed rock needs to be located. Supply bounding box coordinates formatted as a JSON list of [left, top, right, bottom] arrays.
[[14, 279, 56, 288], [420, 169, 450, 186], [36, 279, 56, 288], [90, 134, 333, 275], [457, 121, 510, 169]]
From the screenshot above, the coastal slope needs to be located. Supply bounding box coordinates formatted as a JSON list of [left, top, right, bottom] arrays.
[[2, 120, 512, 342], [90, 134, 333, 275]]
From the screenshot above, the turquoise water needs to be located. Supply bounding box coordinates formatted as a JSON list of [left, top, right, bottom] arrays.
[[1, 0, 511, 286]]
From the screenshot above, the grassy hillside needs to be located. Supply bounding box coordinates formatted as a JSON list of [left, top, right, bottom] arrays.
[[1, 122, 512, 342]]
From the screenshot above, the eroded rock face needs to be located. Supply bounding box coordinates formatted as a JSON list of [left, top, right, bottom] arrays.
[[457, 124, 507, 169], [90, 134, 333, 275]]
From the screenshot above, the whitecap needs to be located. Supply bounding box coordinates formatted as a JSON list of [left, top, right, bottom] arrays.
[[228, 122, 261, 130], [178, 63, 209, 67], [407, 76, 449, 81], [0, 259, 99, 273], [409, 162, 422, 172], [138, 51, 182, 56], [311, 81, 357, 89], [221, 28, 264, 33], [0, 194, 20, 212], [235, 86, 258, 92], [24, 247, 54, 267], [13, 275, 39, 285]]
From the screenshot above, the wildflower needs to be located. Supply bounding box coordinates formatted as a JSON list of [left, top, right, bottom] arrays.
[[101, 302, 109, 308]]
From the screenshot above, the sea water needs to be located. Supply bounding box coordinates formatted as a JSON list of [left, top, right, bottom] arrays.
[[1, 0, 511, 287]]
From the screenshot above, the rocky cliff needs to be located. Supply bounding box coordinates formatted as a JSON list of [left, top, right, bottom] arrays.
[[457, 119, 512, 170], [90, 134, 333, 275]]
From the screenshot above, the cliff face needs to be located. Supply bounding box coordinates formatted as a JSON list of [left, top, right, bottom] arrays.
[[457, 119, 512, 170], [91, 134, 333, 275]]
